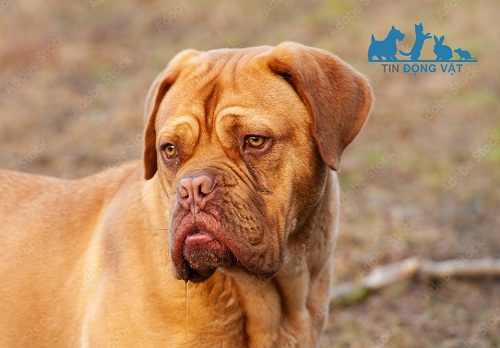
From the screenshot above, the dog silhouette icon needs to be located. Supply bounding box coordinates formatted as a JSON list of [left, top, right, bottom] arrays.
[[368, 26, 405, 61]]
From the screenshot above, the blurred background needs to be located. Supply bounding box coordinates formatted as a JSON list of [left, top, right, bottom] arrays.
[[0, 0, 499, 346]]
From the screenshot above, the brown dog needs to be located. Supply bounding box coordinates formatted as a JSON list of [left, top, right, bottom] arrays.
[[0, 42, 372, 347]]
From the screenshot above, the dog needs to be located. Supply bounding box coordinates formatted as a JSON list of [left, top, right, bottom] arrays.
[[0, 42, 373, 347], [368, 25, 405, 61]]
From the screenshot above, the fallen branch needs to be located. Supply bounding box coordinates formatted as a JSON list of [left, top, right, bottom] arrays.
[[330, 257, 500, 306], [419, 257, 500, 278]]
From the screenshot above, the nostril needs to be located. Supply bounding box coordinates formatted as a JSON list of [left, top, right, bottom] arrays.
[[178, 178, 194, 210], [177, 174, 216, 211], [179, 185, 189, 199], [192, 175, 215, 196]]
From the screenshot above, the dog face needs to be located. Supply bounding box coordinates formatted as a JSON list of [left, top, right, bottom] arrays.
[[143, 42, 373, 282]]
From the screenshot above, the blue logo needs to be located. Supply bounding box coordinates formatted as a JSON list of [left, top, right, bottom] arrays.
[[368, 23, 477, 75]]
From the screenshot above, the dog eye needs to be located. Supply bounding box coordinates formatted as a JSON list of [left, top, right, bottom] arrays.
[[163, 144, 177, 159], [245, 136, 266, 149]]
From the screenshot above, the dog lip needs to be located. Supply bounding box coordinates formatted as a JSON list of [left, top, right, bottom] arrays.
[[171, 215, 234, 282], [184, 232, 225, 254], [184, 263, 214, 283], [171, 211, 282, 282], [182, 231, 233, 281]]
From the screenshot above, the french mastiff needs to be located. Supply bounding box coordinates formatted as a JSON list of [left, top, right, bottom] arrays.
[[0, 42, 373, 347]]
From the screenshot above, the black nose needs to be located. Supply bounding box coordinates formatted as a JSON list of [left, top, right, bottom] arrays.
[[177, 174, 216, 212]]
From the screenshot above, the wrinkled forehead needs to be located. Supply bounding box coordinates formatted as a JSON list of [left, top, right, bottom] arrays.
[[155, 48, 308, 131]]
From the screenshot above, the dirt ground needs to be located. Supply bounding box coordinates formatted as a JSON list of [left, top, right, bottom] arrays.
[[1, 1, 499, 347]]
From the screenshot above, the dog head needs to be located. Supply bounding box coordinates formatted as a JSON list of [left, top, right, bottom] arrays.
[[143, 42, 373, 282]]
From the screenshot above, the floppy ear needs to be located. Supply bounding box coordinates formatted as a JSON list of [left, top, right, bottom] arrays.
[[267, 41, 373, 171], [143, 49, 200, 180]]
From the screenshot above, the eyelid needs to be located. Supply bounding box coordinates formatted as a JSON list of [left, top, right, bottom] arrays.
[[165, 144, 177, 157], [245, 135, 266, 148], [243, 134, 273, 152], [160, 143, 179, 160]]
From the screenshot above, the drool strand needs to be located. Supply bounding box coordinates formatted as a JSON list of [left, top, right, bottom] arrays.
[[185, 278, 188, 348]]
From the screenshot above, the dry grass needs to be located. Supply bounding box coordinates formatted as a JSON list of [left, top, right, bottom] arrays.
[[1, 0, 499, 346]]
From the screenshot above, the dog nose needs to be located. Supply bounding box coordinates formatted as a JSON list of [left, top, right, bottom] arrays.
[[178, 174, 216, 212]]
